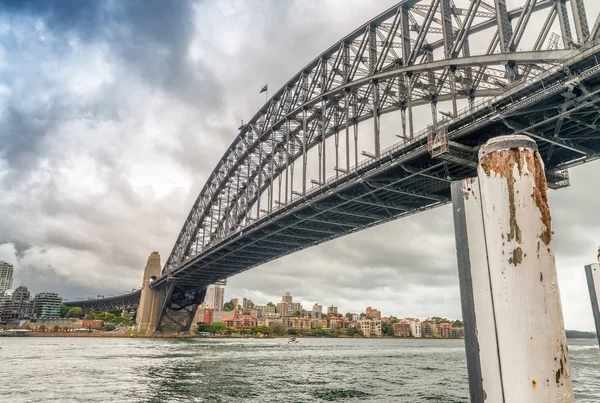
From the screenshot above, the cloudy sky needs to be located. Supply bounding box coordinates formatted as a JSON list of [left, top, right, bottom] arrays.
[[1, 0, 599, 331]]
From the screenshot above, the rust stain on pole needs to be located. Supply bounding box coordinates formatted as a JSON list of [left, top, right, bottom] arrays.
[[509, 247, 523, 266], [480, 147, 552, 246]]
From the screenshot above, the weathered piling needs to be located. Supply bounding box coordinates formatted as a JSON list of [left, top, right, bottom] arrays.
[[584, 256, 600, 348], [452, 135, 573, 402]]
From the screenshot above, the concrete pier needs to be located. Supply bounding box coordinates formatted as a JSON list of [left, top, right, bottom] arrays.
[[136, 252, 161, 334], [452, 135, 573, 402], [584, 258, 600, 348]]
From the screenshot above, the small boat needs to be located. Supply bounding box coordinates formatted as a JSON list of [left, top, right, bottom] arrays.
[[288, 337, 299, 343]]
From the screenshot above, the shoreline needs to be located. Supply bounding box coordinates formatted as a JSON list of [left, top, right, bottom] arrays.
[[16, 332, 463, 339]]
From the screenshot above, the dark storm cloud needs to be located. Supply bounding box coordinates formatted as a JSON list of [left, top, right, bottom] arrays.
[[0, 0, 223, 176]]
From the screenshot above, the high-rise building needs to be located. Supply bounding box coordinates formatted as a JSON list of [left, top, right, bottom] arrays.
[[32, 292, 62, 319], [242, 298, 253, 315], [277, 292, 301, 316], [312, 303, 322, 318], [0, 285, 33, 324], [366, 306, 381, 319], [11, 285, 32, 320], [327, 305, 338, 315], [207, 286, 224, 311], [0, 261, 14, 296]]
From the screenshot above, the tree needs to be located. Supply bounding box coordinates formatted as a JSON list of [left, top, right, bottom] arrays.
[[210, 323, 228, 334], [271, 322, 286, 336], [382, 322, 394, 337], [85, 313, 97, 320], [39, 324, 46, 332], [223, 301, 233, 311], [452, 320, 463, 328], [60, 304, 70, 318], [251, 325, 272, 335], [67, 307, 84, 318], [101, 323, 116, 331], [359, 313, 366, 317], [287, 328, 298, 335], [53, 325, 60, 332], [321, 313, 328, 319], [346, 327, 359, 337], [266, 302, 277, 313], [197, 323, 212, 333], [345, 313, 353, 320]]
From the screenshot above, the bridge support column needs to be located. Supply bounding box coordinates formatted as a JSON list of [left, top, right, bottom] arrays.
[[584, 261, 600, 348], [136, 252, 161, 334], [451, 135, 573, 402]]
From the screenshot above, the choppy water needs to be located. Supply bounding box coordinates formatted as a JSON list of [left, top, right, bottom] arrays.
[[0, 337, 598, 402]]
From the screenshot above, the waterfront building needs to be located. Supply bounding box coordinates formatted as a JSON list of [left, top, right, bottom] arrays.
[[327, 305, 338, 315], [0, 261, 13, 296], [222, 315, 257, 330], [392, 322, 411, 337], [422, 321, 440, 338], [207, 286, 224, 311], [356, 318, 381, 337], [409, 322, 422, 338], [365, 306, 381, 319], [32, 292, 61, 319], [230, 298, 239, 312], [328, 317, 349, 329]]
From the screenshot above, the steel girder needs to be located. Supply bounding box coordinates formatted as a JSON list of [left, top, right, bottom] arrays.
[[164, 0, 599, 275], [63, 290, 142, 313]]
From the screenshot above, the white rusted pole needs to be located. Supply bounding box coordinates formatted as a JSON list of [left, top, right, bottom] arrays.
[[477, 135, 573, 402], [584, 260, 600, 348]]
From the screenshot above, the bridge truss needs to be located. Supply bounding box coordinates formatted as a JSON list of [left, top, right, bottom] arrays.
[[149, 0, 600, 332]]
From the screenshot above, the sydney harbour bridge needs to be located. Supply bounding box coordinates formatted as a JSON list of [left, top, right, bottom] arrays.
[[66, 0, 600, 335]]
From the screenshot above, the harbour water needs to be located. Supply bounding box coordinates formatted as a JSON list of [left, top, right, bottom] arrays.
[[0, 337, 598, 402]]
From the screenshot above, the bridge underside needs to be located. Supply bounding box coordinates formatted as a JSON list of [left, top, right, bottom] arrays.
[[149, 48, 600, 334], [63, 290, 141, 314]]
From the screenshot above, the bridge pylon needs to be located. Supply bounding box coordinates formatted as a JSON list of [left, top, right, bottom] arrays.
[[136, 252, 162, 334], [136, 251, 207, 334]]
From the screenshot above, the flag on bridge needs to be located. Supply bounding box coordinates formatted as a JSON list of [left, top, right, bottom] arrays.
[[260, 84, 268, 94]]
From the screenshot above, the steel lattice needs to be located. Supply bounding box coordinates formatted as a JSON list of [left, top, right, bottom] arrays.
[[164, 0, 597, 276]]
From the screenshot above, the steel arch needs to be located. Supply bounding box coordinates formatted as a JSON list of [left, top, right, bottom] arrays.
[[165, 0, 595, 274]]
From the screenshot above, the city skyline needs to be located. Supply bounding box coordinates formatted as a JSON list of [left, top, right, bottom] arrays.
[[1, 0, 600, 332]]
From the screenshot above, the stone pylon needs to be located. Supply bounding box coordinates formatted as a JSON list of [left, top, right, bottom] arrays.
[[136, 252, 161, 334]]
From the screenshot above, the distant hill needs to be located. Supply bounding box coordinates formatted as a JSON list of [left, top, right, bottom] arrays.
[[566, 330, 597, 339]]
